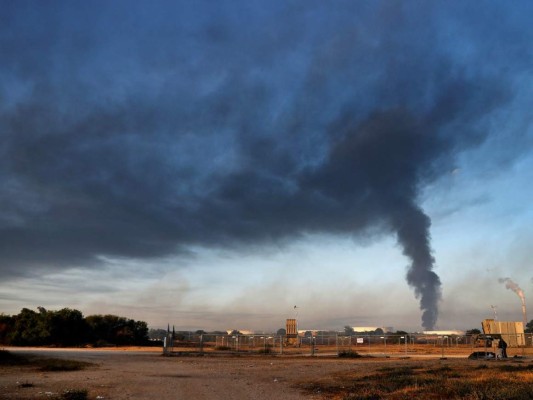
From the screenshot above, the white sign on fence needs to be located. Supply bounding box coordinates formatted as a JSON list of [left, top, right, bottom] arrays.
[[357, 338, 364, 344]]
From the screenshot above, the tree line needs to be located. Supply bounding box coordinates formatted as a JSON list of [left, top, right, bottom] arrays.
[[0, 307, 149, 347]]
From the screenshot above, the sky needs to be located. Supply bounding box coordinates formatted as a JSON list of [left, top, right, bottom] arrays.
[[1, 0, 532, 333]]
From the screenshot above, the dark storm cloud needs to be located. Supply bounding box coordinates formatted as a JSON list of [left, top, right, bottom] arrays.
[[1, 0, 531, 328]]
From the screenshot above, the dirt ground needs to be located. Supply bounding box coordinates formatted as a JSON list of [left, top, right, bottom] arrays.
[[1, 346, 529, 400]]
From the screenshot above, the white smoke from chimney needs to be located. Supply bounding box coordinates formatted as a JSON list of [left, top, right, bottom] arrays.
[[498, 277, 527, 327]]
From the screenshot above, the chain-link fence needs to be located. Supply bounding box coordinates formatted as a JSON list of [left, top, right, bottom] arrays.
[[162, 333, 533, 357]]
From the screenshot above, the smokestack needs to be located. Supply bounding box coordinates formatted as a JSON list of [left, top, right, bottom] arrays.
[[498, 277, 527, 328]]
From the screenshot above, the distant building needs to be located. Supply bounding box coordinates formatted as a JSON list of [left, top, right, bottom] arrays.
[[226, 329, 255, 335], [422, 330, 465, 336], [297, 329, 338, 336], [352, 326, 394, 333]]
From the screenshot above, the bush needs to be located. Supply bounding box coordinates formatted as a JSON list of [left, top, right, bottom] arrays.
[[338, 350, 362, 358], [36, 358, 92, 371], [61, 389, 88, 400], [94, 339, 115, 348]]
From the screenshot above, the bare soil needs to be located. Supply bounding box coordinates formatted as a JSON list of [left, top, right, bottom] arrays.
[[0, 346, 529, 400]]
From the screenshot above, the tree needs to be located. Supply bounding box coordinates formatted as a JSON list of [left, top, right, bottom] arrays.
[[0, 314, 14, 345], [466, 328, 481, 335], [85, 314, 119, 345], [344, 326, 355, 336], [525, 320, 533, 334], [149, 328, 168, 340], [10, 308, 50, 346], [276, 328, 286, 336], [47, 308, 88, 346], [1, 308, 149, 347], [132, 320, 149, 344], [85, 314, 149, 346]]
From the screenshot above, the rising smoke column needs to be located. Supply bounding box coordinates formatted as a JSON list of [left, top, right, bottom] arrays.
[[393, 203, 441, 331], [307, 109, 444, 330], [499, 277, 527, 326]]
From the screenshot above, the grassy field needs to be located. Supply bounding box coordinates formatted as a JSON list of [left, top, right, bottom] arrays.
[[298, 357, 533, 400]]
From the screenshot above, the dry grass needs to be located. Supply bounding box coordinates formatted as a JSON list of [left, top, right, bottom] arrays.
[[34, 357, 93, 371], [59, 389, 89, 400], [299, 359, 533, 399], [1, 350, 93, 400], [0, 349, 93, 371]]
